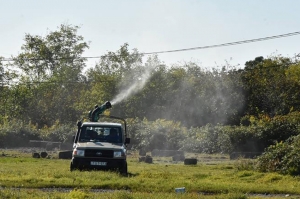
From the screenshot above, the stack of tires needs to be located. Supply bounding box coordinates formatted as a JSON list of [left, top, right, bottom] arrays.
[[32, 151, 48, 158], [138, 149, 153, 163]]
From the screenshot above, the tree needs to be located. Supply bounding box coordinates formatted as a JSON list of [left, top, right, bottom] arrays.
[[84, 43, 144, 118], [0, 57, 19, 124], [242, 56, 296, 116], [12, 24, 89, 126]]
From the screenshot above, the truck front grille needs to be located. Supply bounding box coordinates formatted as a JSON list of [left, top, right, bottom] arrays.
[[85, 149, 114, 158]]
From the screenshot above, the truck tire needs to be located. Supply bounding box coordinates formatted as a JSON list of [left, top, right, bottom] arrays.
[[70, 162, 76, 171], [120, 162, 128, 176]]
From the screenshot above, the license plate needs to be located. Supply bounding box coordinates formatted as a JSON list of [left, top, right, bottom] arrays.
[[91, 161, 107, 166]]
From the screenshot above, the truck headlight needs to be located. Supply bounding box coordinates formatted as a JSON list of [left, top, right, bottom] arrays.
[[114, 151, 122, 157], [73, 149, 85, 157]]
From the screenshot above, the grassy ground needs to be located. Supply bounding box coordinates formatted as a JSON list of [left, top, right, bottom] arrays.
[[0, 149, 300, 199]]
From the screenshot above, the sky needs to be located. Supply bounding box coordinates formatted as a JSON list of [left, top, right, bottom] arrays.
[[1, 0, 300, 70]]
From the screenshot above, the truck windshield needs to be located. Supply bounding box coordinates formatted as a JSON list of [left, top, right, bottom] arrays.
[[79, 126, 122, 143]]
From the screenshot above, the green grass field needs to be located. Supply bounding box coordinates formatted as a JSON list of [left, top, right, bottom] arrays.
[[0, 150, 300, 199]]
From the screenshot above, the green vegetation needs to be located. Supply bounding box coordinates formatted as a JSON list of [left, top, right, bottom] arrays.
[[0, 115, 298, 154], [257, 134, 300, 175], [0, 188, 253, 199], [1, 24, 300, 197], [2, 24, 300, 129], [0, 152, 300, 198]]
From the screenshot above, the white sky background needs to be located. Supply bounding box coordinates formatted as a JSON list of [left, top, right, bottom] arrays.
[[1, 0, 300, 70]]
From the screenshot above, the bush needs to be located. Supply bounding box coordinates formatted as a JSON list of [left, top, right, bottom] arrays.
[[234, 158, 257, 171], [122, 113, 300, 155], [0, 119, 75, 148], [181, 125, 233, 154], [257, 135, 300, 175], [126, 118, 185, 151], [40, 120, 76, 143], [0, 120, 40, 147]]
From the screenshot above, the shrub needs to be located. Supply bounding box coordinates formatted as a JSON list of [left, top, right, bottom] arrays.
[[0, 119, 75, 148], [40, 121, 75, 143], [226, 125, 263, 153], [257, 135, 300, 175], [126, 118, 185, 151], [181, 125, 233, 154], [0, 119, 40, 147], [234, 158, 257, 171]]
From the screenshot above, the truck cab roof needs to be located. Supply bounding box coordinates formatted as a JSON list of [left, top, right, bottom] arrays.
[[81, 122, 122, 127]]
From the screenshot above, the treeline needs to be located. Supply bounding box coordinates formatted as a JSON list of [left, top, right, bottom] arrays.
[[1, 24, 300, 157]]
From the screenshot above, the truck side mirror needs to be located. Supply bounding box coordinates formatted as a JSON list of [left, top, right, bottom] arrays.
[[72, 135, 75, 143], [125, 138, 130, 144]]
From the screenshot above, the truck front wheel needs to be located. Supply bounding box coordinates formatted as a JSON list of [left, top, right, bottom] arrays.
[[120, 162, 128, 176], [70, 162, 76, 171]]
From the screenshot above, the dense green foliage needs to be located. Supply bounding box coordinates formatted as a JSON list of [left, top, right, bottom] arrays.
[[257, 134, 300, 175], [2, 25, 300, 128], [1, 24, 300, 175]]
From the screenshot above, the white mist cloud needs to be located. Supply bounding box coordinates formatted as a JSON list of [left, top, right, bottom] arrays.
[[111, 65, 155, 105]]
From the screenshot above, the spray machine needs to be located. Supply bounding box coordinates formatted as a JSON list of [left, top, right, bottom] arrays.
[[88, 101, 112, 122]]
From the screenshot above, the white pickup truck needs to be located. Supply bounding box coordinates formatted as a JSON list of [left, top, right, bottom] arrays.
[[70, 102, 130, 175]]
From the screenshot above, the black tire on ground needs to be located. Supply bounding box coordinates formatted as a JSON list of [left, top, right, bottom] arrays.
[[184, 158, 197, 165], [58, 151, 72, 159], [145, 155, 153, 164], [139, 156, 146, 162], [40, 152, 48, 158], [32, 152, 40, 158]]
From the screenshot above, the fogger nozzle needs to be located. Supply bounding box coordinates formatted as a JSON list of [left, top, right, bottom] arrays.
[[104, 101, 112, 109], [89, 101, 112, 122]]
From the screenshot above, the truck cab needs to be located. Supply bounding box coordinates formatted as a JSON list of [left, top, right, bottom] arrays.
[[71, 117, 130, 175]]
